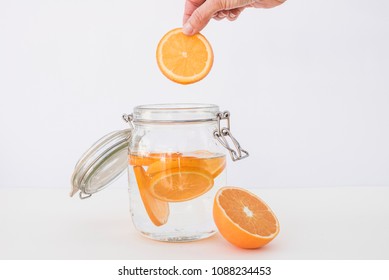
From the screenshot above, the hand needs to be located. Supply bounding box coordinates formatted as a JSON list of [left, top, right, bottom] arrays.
[[183, 0, 286, 35]]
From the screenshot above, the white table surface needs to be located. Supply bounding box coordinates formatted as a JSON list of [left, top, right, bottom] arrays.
[[1, 186, 388, 260]]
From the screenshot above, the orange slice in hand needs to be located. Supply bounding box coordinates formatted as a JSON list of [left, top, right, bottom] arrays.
[[156, 28, 214, 84], [149, 167, 214, 202], [133, 166, 169, 226], [213, 187, 280, 249]]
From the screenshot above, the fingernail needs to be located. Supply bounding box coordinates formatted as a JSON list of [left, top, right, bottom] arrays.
[[229, 12, 237, 18], [218, 11, 227, 18], [183, 22, 193, 35]]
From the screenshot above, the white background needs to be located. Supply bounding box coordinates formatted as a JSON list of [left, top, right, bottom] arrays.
[[1, 0, 389, 189]]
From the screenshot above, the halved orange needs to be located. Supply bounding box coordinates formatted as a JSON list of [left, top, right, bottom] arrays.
[[146, 155, 226, 179], [213, 187, 280, 249], [149, 167, 214, 202], [156, 28, 214, 84], [133, 166, 169, 226]]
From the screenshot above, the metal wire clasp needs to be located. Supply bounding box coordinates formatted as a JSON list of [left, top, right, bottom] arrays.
[[214, 111, 249, 161], [122, 114, 134, 129]]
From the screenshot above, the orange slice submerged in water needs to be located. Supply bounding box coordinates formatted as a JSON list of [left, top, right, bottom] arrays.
[[133, 166, 169, 226], [149, 167, 214, 202], [146, 155, 226, 179], [129, 152, 182, 166]]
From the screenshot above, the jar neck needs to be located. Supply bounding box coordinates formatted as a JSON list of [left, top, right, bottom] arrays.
[[132, 103, 220, 124]]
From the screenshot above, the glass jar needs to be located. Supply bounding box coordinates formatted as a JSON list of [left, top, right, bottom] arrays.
[[70, 103, 248, 243]]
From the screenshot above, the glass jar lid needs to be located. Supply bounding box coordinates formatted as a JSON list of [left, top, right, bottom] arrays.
[[70, 129, 132, 199]]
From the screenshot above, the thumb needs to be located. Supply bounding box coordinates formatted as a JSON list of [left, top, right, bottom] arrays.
[[183, 0, 223, 35]]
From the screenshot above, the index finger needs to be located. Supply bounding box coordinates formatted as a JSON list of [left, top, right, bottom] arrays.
[[183, 0, 206, 24]]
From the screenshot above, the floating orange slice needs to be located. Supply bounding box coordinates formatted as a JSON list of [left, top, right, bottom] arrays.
[[195, 155, 226, 178], [129, 155, 159, 167], [186, 150, 226, 178], [133, 166, 169, 226], [156, 28, 214, 84], [149, 167, 214, 202], [213, 187, 280, 249], [147, 156, 225, 179], [129, 152, 182, 166]]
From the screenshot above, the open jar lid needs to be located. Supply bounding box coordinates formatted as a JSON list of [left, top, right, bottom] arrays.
[[70, 129, 132, 199]]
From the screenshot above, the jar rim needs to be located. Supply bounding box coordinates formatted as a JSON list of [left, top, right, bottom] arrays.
[[135, 103, 218, 110], [133, 103, 220, 123]]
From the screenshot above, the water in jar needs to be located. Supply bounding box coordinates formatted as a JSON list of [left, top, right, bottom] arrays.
[[128, 150, 226, 242]]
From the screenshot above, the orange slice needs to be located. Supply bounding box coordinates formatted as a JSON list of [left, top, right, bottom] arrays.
[[204, 156, 226, 178], [129, 152, 182, 166], [149, 167, 214, 202], [156, 28, 214, 84], [213, 187, 280, 249], [146, 157, 190, 175], [133, 166, 169, 226], [129, 155, 159, 166], [147, 156, 225, 179], [186, 151, 226, 178]]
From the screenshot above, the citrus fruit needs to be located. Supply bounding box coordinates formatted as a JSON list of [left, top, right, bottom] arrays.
[[129, 152, 182, 166], [213, 187, 280, 249], [133, 166, 169, 226], [146, 157, 193, 175], [188, 151, 226, 178], [146, 153, 226, 179], [156, 28, 214, 84], [205, 156, 226, 178], [129, 155, 159, 166], [149, 167, 214, 202]]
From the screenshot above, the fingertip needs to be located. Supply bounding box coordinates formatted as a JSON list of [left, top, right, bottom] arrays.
[[183, 0, 217, 35], [227, 8, 243, 21], [182, 22, 194, 36], [215, 11, 227, 19]]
